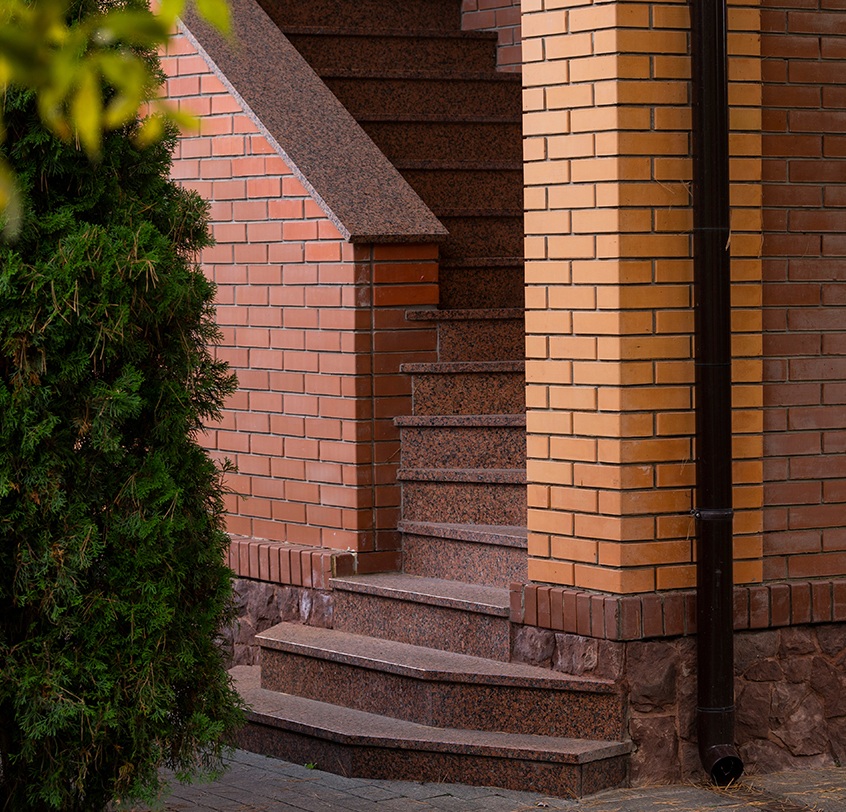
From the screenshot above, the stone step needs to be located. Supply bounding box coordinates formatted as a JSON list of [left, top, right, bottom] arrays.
[[401, 361, 526, 415], [399, 468, 527, 526], [232, 665, 630, 798], [396, 164, 523, 213], [395, 414, 526, 468], [254, 0, 461, 32], [436, 209, 524, 259], [405, 308, 524, 362], [323, 73, 521, 119], [437, 256, 524, 310], [256, 623, 625, 740], [285, 29, 498, 74], [359, 118, 522, 165], [400, 520, 528, 588], [330, 572, 512, 660]]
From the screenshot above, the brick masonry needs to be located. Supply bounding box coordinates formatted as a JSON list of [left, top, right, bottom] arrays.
[[462, 0, 523, 71], [761, 0, 846, 583], [163, 32, 439, 568], [521, 0, 764, 594]]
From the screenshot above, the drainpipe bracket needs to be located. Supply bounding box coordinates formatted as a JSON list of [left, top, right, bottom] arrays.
[[691, 508, 734, 521]]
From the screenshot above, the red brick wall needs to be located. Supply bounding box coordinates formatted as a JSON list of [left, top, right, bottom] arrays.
[[163, 33, 438, 565], [462, 0, 522, 71], [762, 1, 846, 583]]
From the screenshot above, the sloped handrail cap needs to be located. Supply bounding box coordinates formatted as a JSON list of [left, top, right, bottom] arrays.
[[178, 0, 448, 243]]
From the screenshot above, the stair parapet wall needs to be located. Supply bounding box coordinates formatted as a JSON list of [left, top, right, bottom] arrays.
[[164, 29, 439, 560]]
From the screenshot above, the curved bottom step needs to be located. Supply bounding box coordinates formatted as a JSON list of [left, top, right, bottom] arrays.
[[232, 665, 631, 798]]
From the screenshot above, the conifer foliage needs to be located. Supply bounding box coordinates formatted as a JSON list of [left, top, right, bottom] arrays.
[[0, 4, 243, 808]]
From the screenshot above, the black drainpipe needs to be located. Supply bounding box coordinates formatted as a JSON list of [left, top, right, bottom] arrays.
[[689, 0, 744, 785]]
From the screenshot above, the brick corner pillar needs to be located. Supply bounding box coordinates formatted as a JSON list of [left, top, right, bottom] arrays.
[[521, 0, 764, 611]]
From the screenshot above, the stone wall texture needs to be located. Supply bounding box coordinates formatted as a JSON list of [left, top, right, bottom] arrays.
[[513, 621, 846, 784], [223, 577, 334, 666]]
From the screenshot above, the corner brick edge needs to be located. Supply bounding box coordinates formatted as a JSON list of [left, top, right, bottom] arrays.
[[228, 535, 355, 590], [510, 580, 846, 641]]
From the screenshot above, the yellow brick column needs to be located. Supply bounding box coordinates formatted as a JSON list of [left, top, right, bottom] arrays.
[[522, 0, 763, 600]]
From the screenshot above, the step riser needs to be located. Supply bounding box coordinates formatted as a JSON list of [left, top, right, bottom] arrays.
[[287, 34, 497, 74], [399, 169, 523, 212], [402, 480, 527, 525], [400, 425, 526, 468], [256, 0, 461, 31], [237, 723, 629, 798], [403, 532, 527, 588], [437, 318, 524, 361], [437, 214, 523, 259], [362, 121, 522, 164], [261, 649, 626, 740], [439, 266, 524, 309], [412, 372, 525, 415], [324, 77, 522, 119], [334, 590, 511, 660]]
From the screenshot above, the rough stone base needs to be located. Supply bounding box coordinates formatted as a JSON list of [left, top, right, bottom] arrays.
[[220, 577, 334, 666], [512, 622, 846, 784]]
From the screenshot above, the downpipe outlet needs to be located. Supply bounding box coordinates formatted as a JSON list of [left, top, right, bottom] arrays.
[[698, 710, 744, 786]]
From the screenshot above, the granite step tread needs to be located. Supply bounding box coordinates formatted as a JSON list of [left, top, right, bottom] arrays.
[[233, 664, 631, 765], [281, 26, 498, 41], [406, 308, 523, 321], [440, 255, 524, 267], [329, 572, 510, 617], [359, 113, 521, 124], [398, 520, 527, 548], [402, 360, 524, 373], [395, 414, 525, 426], [256, 623, 615, 693], [318, 68, 522, 82], [398, 468, 527, 484], [394, 159, 521, 171]]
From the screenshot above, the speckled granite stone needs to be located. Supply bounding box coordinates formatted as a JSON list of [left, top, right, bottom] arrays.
[[324, 74, 521, 119], [437, 211, 523, 258], [285, 30, 499, 75], [402, 528, 527, 587], [397, 167, 522, 212], [438, 258, 524, 309], [434, 314, 524, 361], [254, 0, 462, 33], [232, 664, 630, 798], [401, 480, 527, 525], [403, 362, 526, 414], [362, 120, 522, 164], [396, 415, 526, 468], [259, 649, 624, 739], [333, 590, 511, 660]]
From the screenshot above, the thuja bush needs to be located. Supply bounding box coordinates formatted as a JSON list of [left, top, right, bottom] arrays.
[[0, 8, 243, 810]]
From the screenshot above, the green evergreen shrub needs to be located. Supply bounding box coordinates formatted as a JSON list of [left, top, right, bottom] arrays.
[[0, 4, 243, 808]]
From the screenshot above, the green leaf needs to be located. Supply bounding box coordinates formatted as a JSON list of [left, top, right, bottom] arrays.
[[70, 63, 103, 156], [194, 0, 231, 35]]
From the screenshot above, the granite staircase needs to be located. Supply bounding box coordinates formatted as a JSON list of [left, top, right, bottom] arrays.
[[232, 0, 630, 796]]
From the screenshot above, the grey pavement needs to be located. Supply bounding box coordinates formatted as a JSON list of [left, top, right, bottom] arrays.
[[129, 750, 846, 812]]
